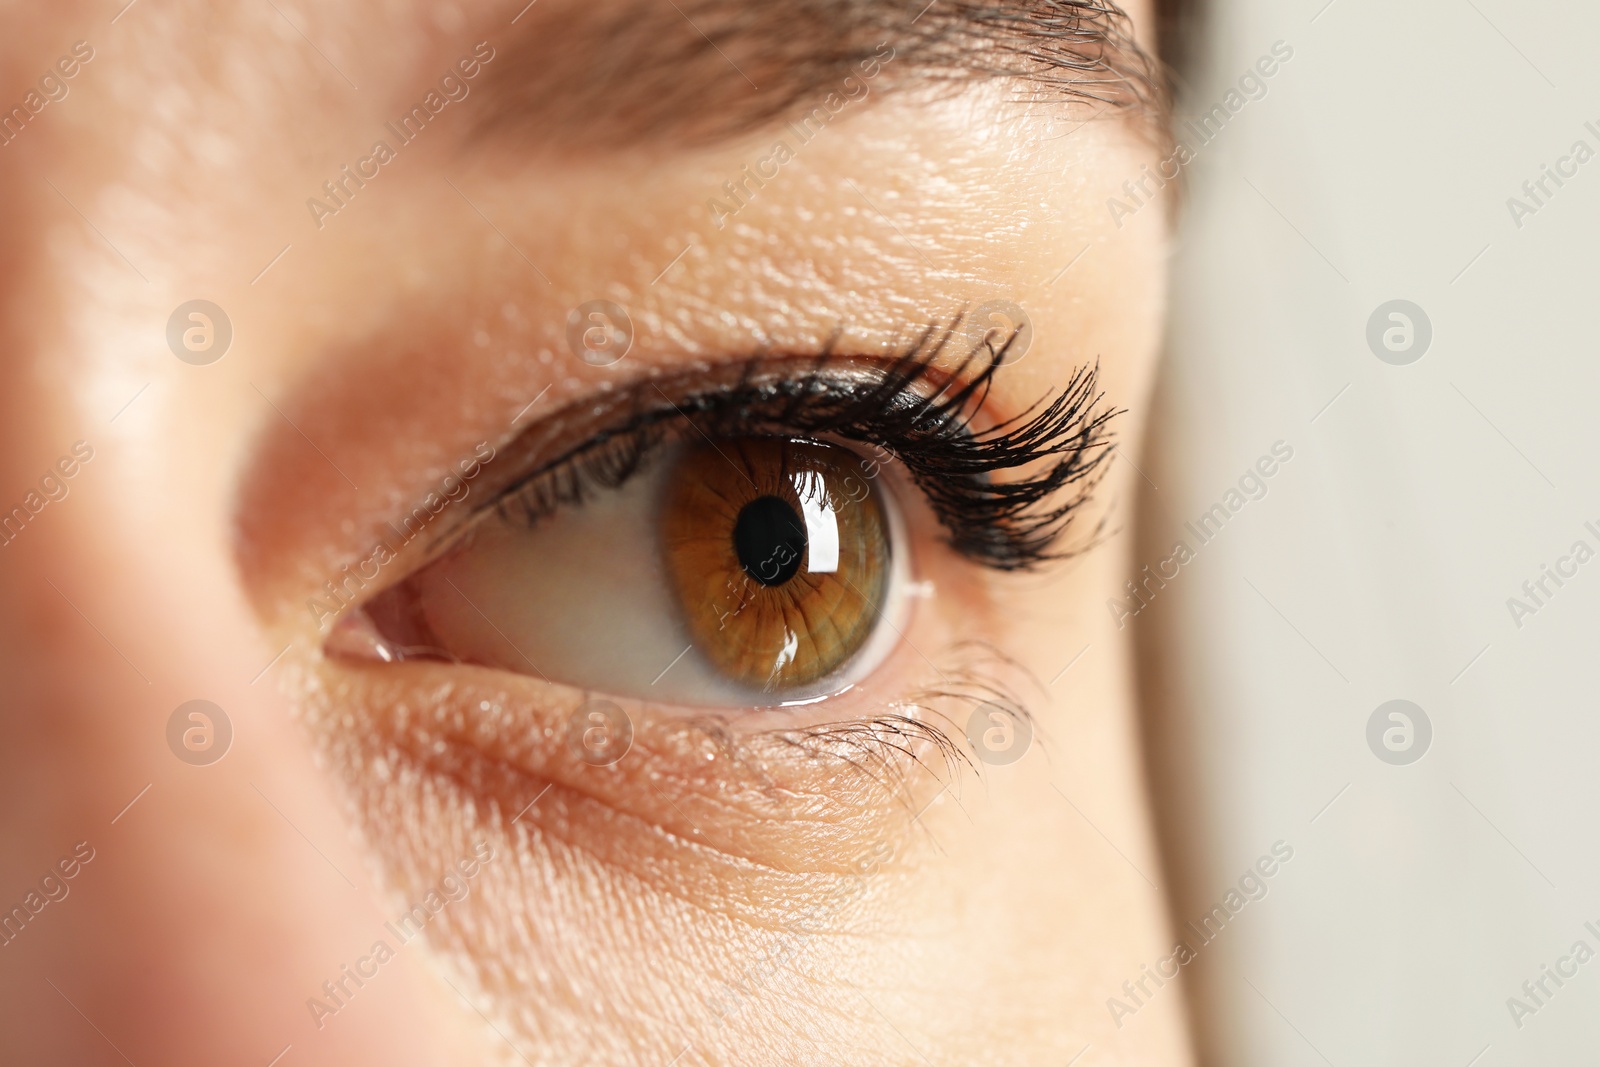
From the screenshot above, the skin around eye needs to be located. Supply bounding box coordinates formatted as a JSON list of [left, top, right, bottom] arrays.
[[351, 435, 910, 705]]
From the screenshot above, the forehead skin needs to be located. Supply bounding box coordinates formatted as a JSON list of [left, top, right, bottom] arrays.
[[0, 2, 1183, 1066]]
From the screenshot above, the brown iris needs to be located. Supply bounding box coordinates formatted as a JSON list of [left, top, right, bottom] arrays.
[[662, 438, 890, 693]]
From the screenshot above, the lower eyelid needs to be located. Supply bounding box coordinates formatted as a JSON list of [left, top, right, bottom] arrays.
[[301, 642, 981, 884]]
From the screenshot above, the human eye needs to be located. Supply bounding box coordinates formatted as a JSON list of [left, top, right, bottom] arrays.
[[331, 337, 1115, 710]]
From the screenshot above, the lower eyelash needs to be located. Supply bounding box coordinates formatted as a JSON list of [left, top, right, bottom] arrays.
[[705, 639, 1040, 810], [485, 317, 1121, 572]]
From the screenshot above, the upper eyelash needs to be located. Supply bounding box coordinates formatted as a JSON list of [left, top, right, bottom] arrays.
[[482, 319, 1120, 571]]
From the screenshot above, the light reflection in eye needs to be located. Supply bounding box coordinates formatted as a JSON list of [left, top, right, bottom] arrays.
[[795, 469, 841, 575]]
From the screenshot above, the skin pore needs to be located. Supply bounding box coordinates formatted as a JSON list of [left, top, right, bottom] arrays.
[[0, 1, 1188, 1064]]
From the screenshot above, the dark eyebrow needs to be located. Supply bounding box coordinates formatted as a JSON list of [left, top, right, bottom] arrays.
[[472, 0, 1163, 151]]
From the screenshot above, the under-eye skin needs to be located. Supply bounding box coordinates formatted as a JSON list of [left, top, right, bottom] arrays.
[[333, 322, 1119, 710]]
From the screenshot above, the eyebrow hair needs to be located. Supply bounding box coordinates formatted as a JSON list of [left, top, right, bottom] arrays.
[[473, 0, 1163, 151]]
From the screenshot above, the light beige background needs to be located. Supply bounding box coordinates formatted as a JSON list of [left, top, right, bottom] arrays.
[[1141, 0, 1600, 1063]]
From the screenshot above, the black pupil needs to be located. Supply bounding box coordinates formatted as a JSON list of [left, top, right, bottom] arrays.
[[734, 496, 807, 587]]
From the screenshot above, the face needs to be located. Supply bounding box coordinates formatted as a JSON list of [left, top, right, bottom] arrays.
[[0, 2, 1189, 1064]]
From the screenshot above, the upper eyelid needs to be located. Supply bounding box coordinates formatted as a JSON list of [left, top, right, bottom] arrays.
[[430, 326, 984, 525], [483, 359, 959, 515], [282, 348, 961, 631], [305, 351, 962, 616], [390, 354, 962, 564]]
